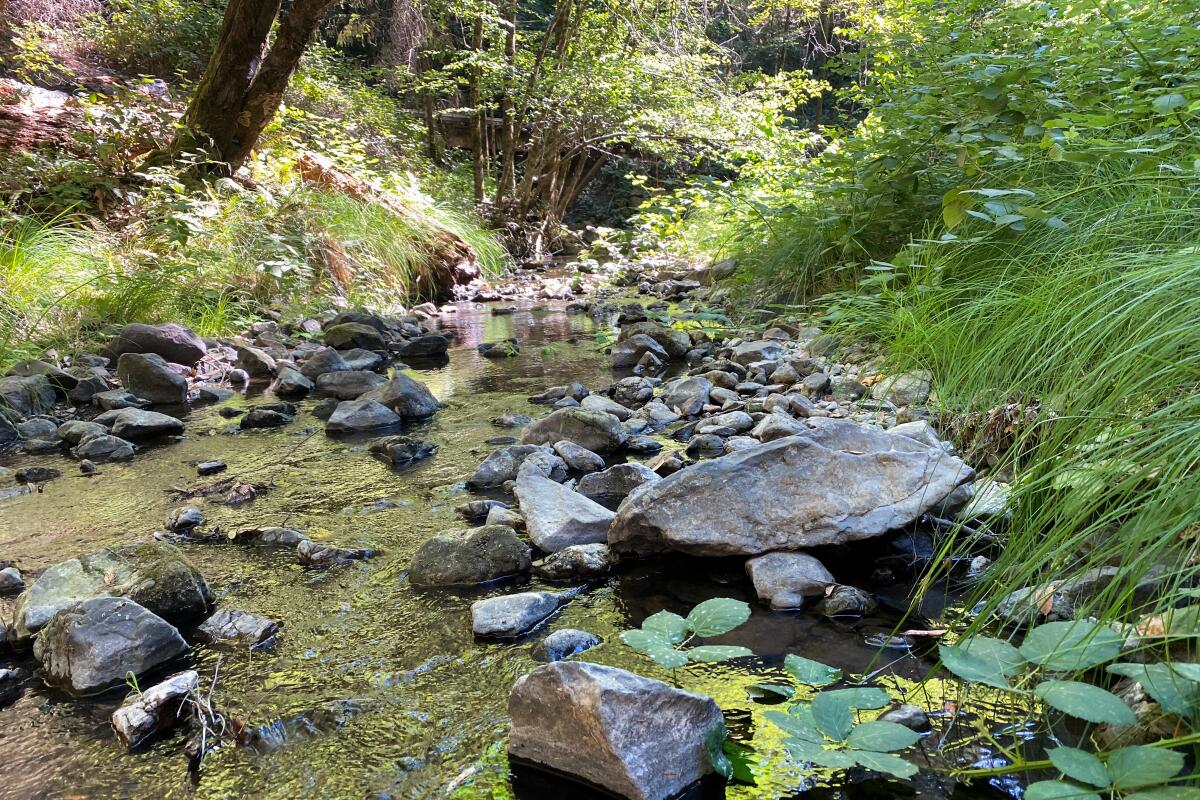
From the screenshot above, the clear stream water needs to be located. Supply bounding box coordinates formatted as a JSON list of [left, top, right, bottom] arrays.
[[0, 303, 1030, 800]]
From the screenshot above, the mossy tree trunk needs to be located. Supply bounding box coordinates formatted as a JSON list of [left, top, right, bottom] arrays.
[[178, 0, 336, 171]]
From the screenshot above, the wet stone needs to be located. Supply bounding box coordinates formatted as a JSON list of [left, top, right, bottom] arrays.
[[197, 609, 280, 645], [111, 670, 200, 749], [471, 591, 568, 638], [297, 540, 375, 568], [197, 460, 227, 476], [531, 629, 602, 662], [164, 506, 205, 533]]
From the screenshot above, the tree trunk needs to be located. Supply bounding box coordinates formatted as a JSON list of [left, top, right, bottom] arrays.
[[492, 0, 517, 215], [179, 0, 335, 171], [469, 15, 485, 205]]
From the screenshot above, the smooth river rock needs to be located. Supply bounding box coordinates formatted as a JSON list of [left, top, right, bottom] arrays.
[[745, 552, 835, 609], [608, 418, 972, 557], [507, 661, 723, 800], [409, 525, 531, 586], [116, 353, 187, 405], [515, 475, 615, 553], [521, 407, 627, 455], [471, 591, 568, 638], [104, 323, 206, 366]]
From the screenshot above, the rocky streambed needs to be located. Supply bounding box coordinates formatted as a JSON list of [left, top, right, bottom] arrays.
[[0, 300, 1031, 800]]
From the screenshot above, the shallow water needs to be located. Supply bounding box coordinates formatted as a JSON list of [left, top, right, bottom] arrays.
[[0, 303, 1031, 800]]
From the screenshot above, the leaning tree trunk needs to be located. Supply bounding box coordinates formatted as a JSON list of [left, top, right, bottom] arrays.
[[179, 0, 335, 171]]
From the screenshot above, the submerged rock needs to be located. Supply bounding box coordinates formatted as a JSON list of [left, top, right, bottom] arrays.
[[409, 526, 531, 587], [296, 540, 374, 567], [111, 670, 199, 748], [820, 585, 877, 618], [515, 475, 615, 553], [532, 543, 613, 580], [34, 597, 188, 694], [471, 591, 568, 638], [609, 419, 972, 557], [325, 399, 401, 433], [508, 661, 723, 800], [368, 435, 437, 467]]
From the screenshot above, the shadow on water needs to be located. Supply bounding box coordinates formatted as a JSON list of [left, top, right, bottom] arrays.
[[0, 302, 1037, 800]]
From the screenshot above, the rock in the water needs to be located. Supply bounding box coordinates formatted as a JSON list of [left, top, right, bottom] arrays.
[[394, 333, 450, 359], [532, 543, 612, 580], [197, 460, 226, 476], [531, 629, 602, 662], [197, 609, 280, 645], [104, 323, 206, 366], [361, 373, 442, 418], [105, 408, 184, 440], [369, 435, 437, 467], [241, 407, 293, 429], [34, 597, 188, 694], [232, 526, 310, 548], [72, 434, 135, 461], [296, 540, 374, 567], [235, 345, 276, 378], [521, 407, 627, 455], [879, 704, 931, 731], [299, 347, 350, 379], [274, 367, 315, 398], [577, 463, 659, 504], [164, 506, 204, 533], [57, 420, 108, 445], [409, 525, 531, 586], [316, 370, 387, 400], [508, 661, 723, 800], [553, 440, 606, 473], [325, 399, 401, 433], [492, 412, 534, 428], [0, 566, 24, 595], [111, 670, 199, 748], [12, 541, 212, 640], [745, 552, 834, 609], [516, 475, 615, 553], [471, 591, 567, 637], [609, 418, 972, 557], [116, 353, 187, 405], [581, 394, 634, 421], [91, 388, 150, 410], [617, 321, 691, 359], [467, 444, 555, 489], [660, 376, 711, 416], [612, 334, 670, 368], [820, 585, 877, 618], [324, 322, 385, 351]]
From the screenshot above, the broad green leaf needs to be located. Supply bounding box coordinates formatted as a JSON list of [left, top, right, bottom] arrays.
[[687, 645, 754, 662], [1170, 663, 1200, 682], [705, 723, 731, 780], [1024, 781, 1102, 800], [642, 611, 687, 644], [1107, 663, 1200, 718], [960, 636, 1026, 676], [685, 598, 751, 637], [1020, 621, 1123, 671], [784, 740, 856, 769], [747, 683, 795, 701], [1126, 789, 1200, 800], [850, 750, 919, 779], [1152, 93, 1187, 114], [1105, 746, 1184, 790], [723, 738, 757, 784], [845, 721, 921, 752], [1034, 680, 1137, 725], [1047, 746, 1110, 788], [621, 629, 671, 653], [645, 645, 689, 669], [764, 708, 824, 744], [819, 687, 892, 710], [812, 692, 853, 742], [939, 644, 1012, 689], [784, 654, 842, 687]]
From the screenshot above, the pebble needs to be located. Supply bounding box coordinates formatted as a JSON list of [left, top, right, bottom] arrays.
[[197, 460, 227, 476]]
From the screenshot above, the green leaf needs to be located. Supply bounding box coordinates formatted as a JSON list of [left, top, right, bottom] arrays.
[[1107, 663, 1200, 718], [812, 692, 853, 742], [1105, 746, 1184, 790], [1019, 621, 1123, 671], [850, 750, 919, 779], [784, 654, 842, 687], [960, 637, 1026, 675], [939, 644, 1012, 689], [764, 707, 824, 744], [1047, 746, 1110, 788], [705, 723, 731, 780], [820, 687, 892, 710], [1034, 680, 1137, 725], [687, 645, 754, 662], [1126, 789, 1200, 800], [645, 645, 689, 669], [1152, 93, 1187, 114], [722, 738, 757, 784], [643, 611, 687, 644], [621, 629, 671, 653], [1024, 781, 1102, 800], [784, 740, 856, 769], [747, 683, 795, 701], [846, 721, 921, 752], [685, 598, 751, 637]]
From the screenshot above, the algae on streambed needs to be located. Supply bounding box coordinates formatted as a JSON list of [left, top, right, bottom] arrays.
[[0, 303, 1028, 800]]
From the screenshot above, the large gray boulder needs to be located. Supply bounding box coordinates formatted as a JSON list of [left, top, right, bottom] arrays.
[[34, 597, 188, 694], [0, 375, 57, 416], [116, 353, 187, 405], [609, 419, 973, 557], [611, 334, 670, 368], [325, 399, 401, 433], [12, 541, 212, 640], [577, 463, 659, 504], [409, 525, 531, 586], [471, 591, 568, 637], [521, 407, 627, 455], [467, 445, 557, 489], [617, 322, 691, 359], [508, 661, 723, 800], [71, 434, 135, 461], [516, 475, 615, 553], [104, 323, 206, 366], [745, 552, 835, 609], [361, 373, 442, 418]]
